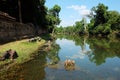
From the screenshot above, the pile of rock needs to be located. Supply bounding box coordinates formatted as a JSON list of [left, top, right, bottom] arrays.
[[64, 59, 75, 70], [28, 37, 41, 42], [0, 49, 18, 61]]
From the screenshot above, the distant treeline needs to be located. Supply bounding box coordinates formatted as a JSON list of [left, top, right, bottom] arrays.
[[55, 3, 120, 38], [0, 0, 61, 33]]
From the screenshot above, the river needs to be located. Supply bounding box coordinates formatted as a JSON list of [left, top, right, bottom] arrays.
[[0, 35, 120, 80]]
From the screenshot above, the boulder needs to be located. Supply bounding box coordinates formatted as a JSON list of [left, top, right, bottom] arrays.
[[0, 49, 18, 61]]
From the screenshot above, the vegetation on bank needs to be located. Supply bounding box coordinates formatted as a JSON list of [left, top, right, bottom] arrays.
[[0, 38, 45, 66], [55, 3, 120, 38]]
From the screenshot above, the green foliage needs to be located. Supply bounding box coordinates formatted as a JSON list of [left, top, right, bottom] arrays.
[[75, 21, 83, 33], [87, 37, 120, 65], [46, 42, 60, 65], [87, 3, 120, 37], [56, 34, 120, 65], [52, 4, 61, 17], [55, 3, 120, 38], [46, 4, 61, 32], [55, 18, 88, 35], [106, 11, 120, 30]]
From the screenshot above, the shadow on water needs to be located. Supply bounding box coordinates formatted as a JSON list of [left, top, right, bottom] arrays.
[[0, 34, 120, 80]]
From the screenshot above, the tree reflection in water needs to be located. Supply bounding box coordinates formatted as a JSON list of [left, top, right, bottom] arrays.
[[46, 40, 61, 65], [57, 34, 120, 65], [1, 35, 120, 80], [87, 37, 120, 65]]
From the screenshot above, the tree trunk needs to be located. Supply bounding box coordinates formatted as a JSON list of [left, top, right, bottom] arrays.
[[18, 0, 22, 23]]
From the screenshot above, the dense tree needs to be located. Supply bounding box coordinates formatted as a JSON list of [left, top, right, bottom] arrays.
[[87, 37, 120, 65], [106, 11, 120, 30], [55, 18, 87, 35], [55, 3, 120, 38], [74, 18, 87, 34], [46, 4, 61, 33], [93, 3, 108, 27], [88, 3, 120, 37]]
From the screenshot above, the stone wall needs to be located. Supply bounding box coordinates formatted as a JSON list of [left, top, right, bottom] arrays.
[[0, 11, 16, 22], [0, 21, 35, 42], [0, 11, 48, 43]]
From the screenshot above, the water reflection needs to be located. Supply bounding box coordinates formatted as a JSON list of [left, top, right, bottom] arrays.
[[1, 35, 120, 80], [87, 37, 120, 65], [0, 40, 61, 80], [46, 40, 60, 65], [57, 35, 120, 65]]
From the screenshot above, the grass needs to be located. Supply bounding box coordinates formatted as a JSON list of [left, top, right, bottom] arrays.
[[0, 39, 46, 66]]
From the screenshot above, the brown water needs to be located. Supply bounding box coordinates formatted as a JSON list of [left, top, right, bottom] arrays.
[[0, 35, 120, 80]]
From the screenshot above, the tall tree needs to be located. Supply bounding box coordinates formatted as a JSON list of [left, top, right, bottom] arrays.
[[46, 4, 61, 32], [18, 0, 22, 23], [92, 3, 108, 27], [106, 11, 120, 30]]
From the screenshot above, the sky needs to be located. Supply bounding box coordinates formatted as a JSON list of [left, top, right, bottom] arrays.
[[45, 0, 120, 27]]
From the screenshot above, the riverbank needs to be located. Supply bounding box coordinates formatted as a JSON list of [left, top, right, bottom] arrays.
[[0, 38, 46, 69]]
